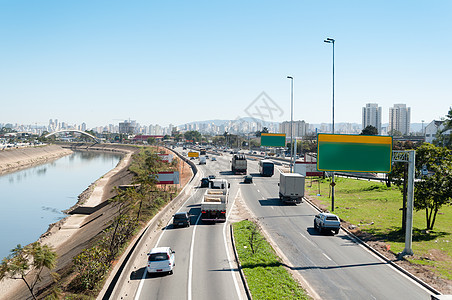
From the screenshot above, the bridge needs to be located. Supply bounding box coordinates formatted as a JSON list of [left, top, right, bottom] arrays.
[[45, 130, 100, 142]]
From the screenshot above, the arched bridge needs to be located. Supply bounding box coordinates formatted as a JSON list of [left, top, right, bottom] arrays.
[[45, 130, 100, 142]]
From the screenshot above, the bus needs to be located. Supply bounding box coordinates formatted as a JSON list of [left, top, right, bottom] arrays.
[[259, 160, 274, 177]]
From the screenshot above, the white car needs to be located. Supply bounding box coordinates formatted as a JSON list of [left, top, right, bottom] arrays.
[[314, 212, 341, 234], [147, 247, 175, 275]]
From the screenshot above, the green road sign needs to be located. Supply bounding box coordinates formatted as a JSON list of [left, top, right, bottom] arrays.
[[261, 133, 286, 147], [317, 134, 393, 173]]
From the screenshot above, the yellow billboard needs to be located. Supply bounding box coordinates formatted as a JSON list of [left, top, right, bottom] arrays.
[[188, 151, 199, 158]]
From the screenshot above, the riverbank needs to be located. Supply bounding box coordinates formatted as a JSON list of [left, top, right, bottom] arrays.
[[0, 144, 73, 175], [0, 143, 139, 300], [0, 144, 193, 299]]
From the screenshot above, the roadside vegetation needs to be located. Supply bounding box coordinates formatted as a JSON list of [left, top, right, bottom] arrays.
[[305, 176, 452, 282], [65, 147, 181, 297], [233, 220, 309, 300]]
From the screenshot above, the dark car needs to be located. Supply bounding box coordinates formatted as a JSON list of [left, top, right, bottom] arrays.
[[200, 178, 210, 188], [173, 212, 190, 228], [243, 175, 253, 183]]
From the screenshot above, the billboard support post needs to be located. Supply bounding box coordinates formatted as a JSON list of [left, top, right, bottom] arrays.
[[393, 150, 415, 257]]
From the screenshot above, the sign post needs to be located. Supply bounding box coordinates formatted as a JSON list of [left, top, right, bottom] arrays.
[[393, 150, 415, 257]]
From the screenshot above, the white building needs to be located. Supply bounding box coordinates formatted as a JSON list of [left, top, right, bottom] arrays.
[[388, 104, 411, 135], [424, 120, 452, 144], [362, 103, 382, 134], [279, 120, 309, 138]]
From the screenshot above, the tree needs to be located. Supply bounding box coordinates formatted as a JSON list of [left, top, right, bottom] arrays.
[[414, 143, 452, 230], [434, 107, 452, 149], [255, 127, 269, 137], [389, 129, 403, 137], [360, 125, 378, 135], [184, 130, 202, 143], [0, 242, 58, 300]]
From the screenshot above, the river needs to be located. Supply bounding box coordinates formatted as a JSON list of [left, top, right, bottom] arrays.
[[0, 151, 122, 259]]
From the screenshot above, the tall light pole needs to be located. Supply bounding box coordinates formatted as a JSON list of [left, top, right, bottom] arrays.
[[287, 76, 294, 173], [421, 120, 425, 141], [324, 37, 335, 212]]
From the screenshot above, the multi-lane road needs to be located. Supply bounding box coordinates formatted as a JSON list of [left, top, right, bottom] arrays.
[[108, 148, 433, 300]]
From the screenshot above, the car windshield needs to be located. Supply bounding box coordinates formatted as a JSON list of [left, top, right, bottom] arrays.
[[149, 253, 169, 261]]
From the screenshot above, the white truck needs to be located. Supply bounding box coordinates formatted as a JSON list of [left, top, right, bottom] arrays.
[[231, 154, 247, 174], [199, 155, 206, 165], [278, 173, 305, 204], [201, 179, 229, 222]]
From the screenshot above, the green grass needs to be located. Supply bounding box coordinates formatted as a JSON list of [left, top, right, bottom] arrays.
[[305, 177, 452, 280], [232, 220, 309, 300]]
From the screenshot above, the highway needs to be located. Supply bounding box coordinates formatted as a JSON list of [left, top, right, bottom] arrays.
[[108, 148, 433, 300], [241, 156, 432, 300], [109, 148, 245, 300]]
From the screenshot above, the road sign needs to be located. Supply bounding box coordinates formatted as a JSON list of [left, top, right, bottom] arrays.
[[261, 133, 286, 147], [156, 171, 180, 184], [317, 134, 393, 173], [188, 151, 199, 158], [158, 153, 173, 163], [294, 161, 323, 177]]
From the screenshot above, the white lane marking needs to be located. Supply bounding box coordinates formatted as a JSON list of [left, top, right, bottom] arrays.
[[299, 232, 316, 247], [323, 253, 332, 261], [134, 181, 199, 300], [223, 188, 243, 300], [188, 213, 202, 300], [257, 189, 260, 192]]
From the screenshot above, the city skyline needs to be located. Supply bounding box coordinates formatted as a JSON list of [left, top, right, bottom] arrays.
[[1, 1, 451, 128]]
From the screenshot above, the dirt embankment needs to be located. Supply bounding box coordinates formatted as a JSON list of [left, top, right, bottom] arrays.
[[0, 145, 73, 175]]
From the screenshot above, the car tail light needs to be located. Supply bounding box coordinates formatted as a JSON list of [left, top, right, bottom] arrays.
[[221, 211, 226, 214], [202, 211, 206, 214]]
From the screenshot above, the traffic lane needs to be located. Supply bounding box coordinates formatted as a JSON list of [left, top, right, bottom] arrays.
[[135, 184, 205, 300], [191, 160, 242, 300], [192, 219, 240, 300], [244, 173, 431, 299]]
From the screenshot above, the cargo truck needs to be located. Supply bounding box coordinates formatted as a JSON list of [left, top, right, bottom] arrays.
[[231, 154, 247, 174], [199, 156, 206, 165], [278, 173, 305, 204], [201, 179, 229, 222]]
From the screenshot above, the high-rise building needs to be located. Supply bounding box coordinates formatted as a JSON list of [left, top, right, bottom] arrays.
[[388, 104, 411, 135], [119, 120, 136, 134], [362, 103, 382, 134], [279, 120, 309, 138]]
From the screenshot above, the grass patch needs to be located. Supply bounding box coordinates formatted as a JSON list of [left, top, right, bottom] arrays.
[[305, 177, 452, 280], [233, 220, 309, 300]]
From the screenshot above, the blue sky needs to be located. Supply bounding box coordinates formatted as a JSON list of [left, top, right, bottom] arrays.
[[1, 1, 451, 129]]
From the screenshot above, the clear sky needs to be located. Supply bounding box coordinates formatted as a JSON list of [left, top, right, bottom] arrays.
[[1, 1, 451, 129]]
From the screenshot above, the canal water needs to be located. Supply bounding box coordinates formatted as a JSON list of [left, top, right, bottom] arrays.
[[0, 151, 122, 259]]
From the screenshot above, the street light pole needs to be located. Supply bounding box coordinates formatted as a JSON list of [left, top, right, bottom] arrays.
[[324, 37, 335, 212], [287, 76, 294, 173]]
